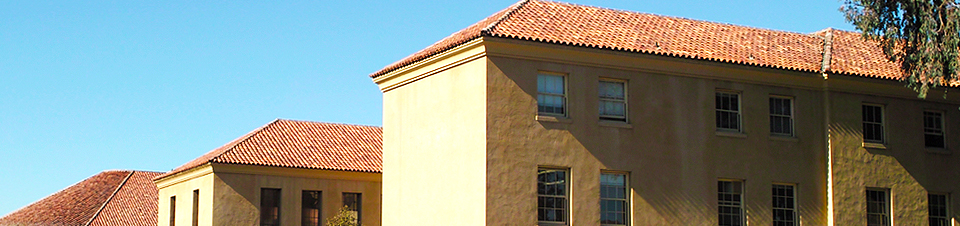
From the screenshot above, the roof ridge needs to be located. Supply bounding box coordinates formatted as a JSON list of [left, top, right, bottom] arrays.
[[819, 28, 835, 73], [84, 171, 133, 226], [480, 0, 531, 35], [537, 0, 819, 36], [276, 118, 383, 128]]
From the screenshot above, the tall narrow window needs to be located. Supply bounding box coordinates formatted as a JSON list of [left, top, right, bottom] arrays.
[[718, 180, 744, 226], [772, 184, 797, 226], [192, 190, 199, 226], [538, 73, 567, 116], [866, 188, 890, 226], [260, 188, 281, 226], [599, 79, 627, 121], [302, 191, 322, 226], [862, 105, 885, 143], [769, 97, 794, 136], [342, 193, 362, 225], [170, 196, 176, 226], [600, 173, 628, 226], [929, 193, 949, 226], [924, 111, 945, 148], [538, 168, 569, 225], [716, 92, 741, 132]]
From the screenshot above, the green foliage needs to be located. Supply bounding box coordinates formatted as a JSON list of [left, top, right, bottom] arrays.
[[325, 206, 361, 226], [842, 0, 960, 98]]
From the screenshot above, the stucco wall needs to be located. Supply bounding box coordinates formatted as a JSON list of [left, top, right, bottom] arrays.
[[380, 45, 488, 225], [828, 86, 960, 225], [211, 165, 381, 226], [484, 39, 828, 225], [157, 166, 215, 226]]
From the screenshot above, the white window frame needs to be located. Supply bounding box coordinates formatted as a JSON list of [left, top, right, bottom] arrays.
[[772, 183, 797, 226], [598, 78, 628, 122], [600, 171, 630, 226], [769, 96, 795, 137], [538, 72, 568, 117], [928, 193, 950, 226], [924, 111, 946, 149], [718, 179, 745, 226], [862, 104, 886, 144], [866, 188, 891, 226], [716, 91, 742, 133], [538, 167, 570, 225]]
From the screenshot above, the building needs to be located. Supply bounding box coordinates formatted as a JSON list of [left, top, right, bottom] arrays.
[[153, 119, 383, 226], [0, 170, 162, 226], [370, 0, 960, 225]]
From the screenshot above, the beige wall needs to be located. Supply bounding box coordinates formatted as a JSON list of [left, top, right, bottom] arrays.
[[157, 165, 215, 226], [826, 78, 960, 225], [484, 38, 828, 225], [157, 164, 381, 226], [378, 40, 489, 226], [375, 36, 960, 225]]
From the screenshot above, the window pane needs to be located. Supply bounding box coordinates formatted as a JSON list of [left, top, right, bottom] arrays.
[[538, 169, 568, 224], [718, 181, 743, 226], [924, 112, 945, 148], [538, 74, 566, 115], [772, 185, 796, 226], [716, 92, 741, 131], [862, 105, 884, 143], [342, 193, 361, 225], [302, 191, 321, 226], [600, 173, 628, 225], [929, 194, 949, 226], [260, 188, 281, 226], [866, 189, 890, 226]]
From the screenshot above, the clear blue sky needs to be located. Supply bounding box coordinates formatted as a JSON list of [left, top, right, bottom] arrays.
[[0, 0, 854, 215]]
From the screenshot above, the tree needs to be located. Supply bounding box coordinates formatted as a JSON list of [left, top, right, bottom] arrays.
[[841, 0, 960, 98], [325, 206, 361, 226]]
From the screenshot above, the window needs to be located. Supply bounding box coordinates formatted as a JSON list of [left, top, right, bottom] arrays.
[[170, 196, 176, 226], [772, 184, 797, 226], [862, 105, 885, 143], [866, 188, 891, 226], [260, 188, 281, 226], [924, 111, 945, 148], [599, 79, 627, 121], [302, 191, 322, 226], [538, 168, 568, 225], [600, 173, 628, 226], [769, 97, 794, 136], [716, 92, 741, 132], [192, 190, 199, 226], [718, 180, 744, 226], [538, 73, 566, 116], [342, 193, 362, 225], [929, 193, 949, 226]]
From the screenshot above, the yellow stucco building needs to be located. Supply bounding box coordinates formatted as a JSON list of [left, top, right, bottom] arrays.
[[5, 1, 959, 226], [371, 0, 960, 225], [154, 119, 382, 226]]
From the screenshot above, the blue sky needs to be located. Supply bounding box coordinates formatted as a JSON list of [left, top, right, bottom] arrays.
[[0, 0, 854, 215]]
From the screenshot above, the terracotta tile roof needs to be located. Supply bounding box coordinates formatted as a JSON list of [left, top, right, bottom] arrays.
[[0, 170, 162, 226], [371, 0, 826, 78], [369, 0, 914, 83], [156, 119, 383, 180]]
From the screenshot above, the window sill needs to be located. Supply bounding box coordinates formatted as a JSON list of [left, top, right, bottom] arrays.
[[769, 136, 798, 142], [925, 148, 951, 155], [716, 131, 747, 139], [536, 115, 572, 124], [862, 142, 887, 149], [599, 120, 632, 129]]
